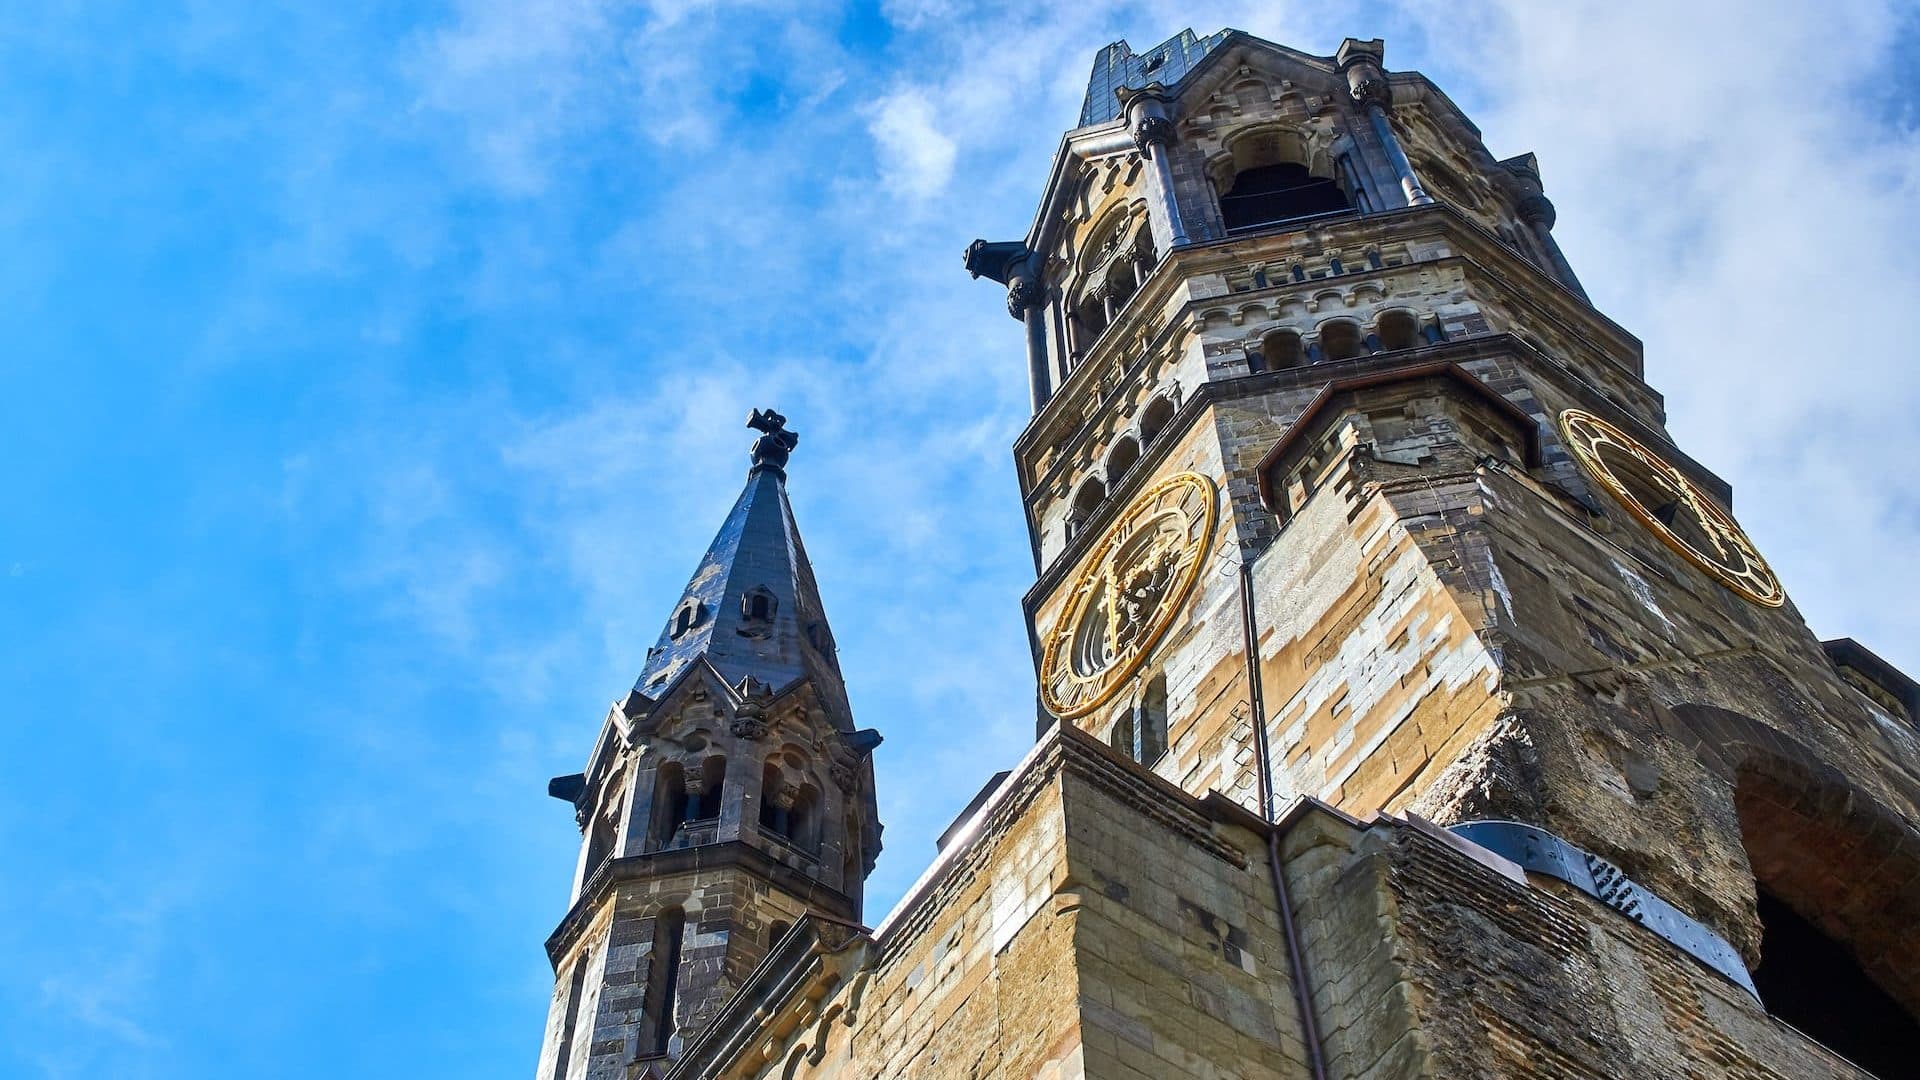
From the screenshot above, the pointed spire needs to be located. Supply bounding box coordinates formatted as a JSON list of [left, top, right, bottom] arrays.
[[633, 409, 851, 726]]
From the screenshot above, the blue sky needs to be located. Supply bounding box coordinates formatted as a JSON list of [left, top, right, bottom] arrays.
[[3, 1, 1918, 1076]]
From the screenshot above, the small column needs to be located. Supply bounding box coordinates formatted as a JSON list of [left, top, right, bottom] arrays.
[[1501, 154, 1591, 303], [1121, 87, 1191, 247], [1337, 39, 1432, 208], [966, 239, 1053, 411]]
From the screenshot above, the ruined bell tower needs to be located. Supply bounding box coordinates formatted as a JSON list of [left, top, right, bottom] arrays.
[[971, 27, 1920, 1075]]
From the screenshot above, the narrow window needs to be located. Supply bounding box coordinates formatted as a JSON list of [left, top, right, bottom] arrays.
[[1136, 673, 1169, 764], [1108, 709, 1136, 759], [1139, 396, 1176, 447], [551, 956, 589, 1080], [1106, 436, 1140, 480], [583, 808, 617, 879], [643, 908, 685, 1057], [742, 588, 776, 621], [670, 600, 701, 639], [650, 762, 686, 852], [1071, 479, 1106, 524], [759, 763, 790, 838]]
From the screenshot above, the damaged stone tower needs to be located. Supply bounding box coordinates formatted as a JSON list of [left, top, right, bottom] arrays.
[[535, 28, 1920, 1080]]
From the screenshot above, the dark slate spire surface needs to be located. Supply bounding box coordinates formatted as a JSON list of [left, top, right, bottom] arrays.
[[632, 410, 850, 726], [1079, 27, 1234, 127]]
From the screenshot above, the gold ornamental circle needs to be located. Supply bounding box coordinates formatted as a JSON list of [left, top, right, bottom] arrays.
[[1039, 471, 1217, 719], [1557, 408, 1785, 608]]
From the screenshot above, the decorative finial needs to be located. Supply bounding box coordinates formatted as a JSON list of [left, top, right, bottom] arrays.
[[747, 408, 799, 475]]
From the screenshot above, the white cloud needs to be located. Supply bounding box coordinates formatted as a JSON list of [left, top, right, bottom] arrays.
[[867, 90, 958, 200]]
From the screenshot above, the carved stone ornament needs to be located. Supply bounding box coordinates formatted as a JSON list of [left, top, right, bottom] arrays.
[[829, 762, 856, 792], [1131, 114, 1176, 156], [1516, 191, 1558, 230], [731, 677, 774, 739], [1006, 275, 1043, 320], [1349, 73, 1390, 108], [768, 782, 798, 811]]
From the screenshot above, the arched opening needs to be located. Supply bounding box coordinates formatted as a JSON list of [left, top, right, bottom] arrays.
[[1136, 673, 1168, 764], [642, 906, 686, 1058], [1219, 163, 1350, 233], [649, 761, 686, 852], [1107, 707, 1135, 760], [1318, 321, 1363, 363], [670, 599, 702, 639], [1139, 396, 1176, 447], [1749, 890, 1918, 1077], [583, 806, 617, 880], [768, 920, 792, 950], [1072, 295, 1108, 352], [1070, 478, 1106, 530], [1105, 261, 1138, 311], [1729, 753, 1920, 1075], [1260, 329, 1305, 370], [1106, 436, 1140, 481], [1377, 310, 1421, 352], [758, 763, 818, 854], [742, 587, 776, 622]]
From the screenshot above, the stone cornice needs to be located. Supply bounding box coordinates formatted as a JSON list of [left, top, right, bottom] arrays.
[[1021, 336, 1731, 612], [1013, 202, 1646, 497], [543, 841, 855, 967]]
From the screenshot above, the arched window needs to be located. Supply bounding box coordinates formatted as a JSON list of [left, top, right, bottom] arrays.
[[758, 763, 820, 855], [1071, 479, 1106, 523], [1732, 760, 1920, 1074], [741, 587, 776, 622], [650, 762, 686, 851], [1105, 261, 1138, 310], [1106, 436, 1140, 481], [1220, 162, 1350, 234], [1073, 295, 1108, 351], [643, 906, 686, 1057], [1109, 674, 1168, 765], [1260, 329, 1305, 370], [682, 756, 725, 825], [1377, 310, 1421, 352], [1319, 322, 1363, 362], [1139, 396, 1176, 447], [584, 806, 617, 879], [1136, 673, 1168, 764], [670, 599, 702, 639]]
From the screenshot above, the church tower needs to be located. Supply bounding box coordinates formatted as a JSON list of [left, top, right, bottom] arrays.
[[971, 28, 1920, 1071], [534, 411, 883, 1079]]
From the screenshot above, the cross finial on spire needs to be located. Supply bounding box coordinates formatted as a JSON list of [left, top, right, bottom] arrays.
[[747, 408, 799, 475]]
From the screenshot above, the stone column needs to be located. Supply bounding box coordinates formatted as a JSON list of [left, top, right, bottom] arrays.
[[1337, 39, 1432, 208], [1122, 88, 1191, 247], [965, 239, 1052, 411]]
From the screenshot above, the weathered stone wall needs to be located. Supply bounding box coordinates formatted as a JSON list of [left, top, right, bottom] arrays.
[[1288, 811, 1883, 1079]]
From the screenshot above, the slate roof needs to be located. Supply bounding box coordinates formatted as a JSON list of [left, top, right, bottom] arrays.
[[1078, 27, 1235, 128], [632, 457, 851, 727]]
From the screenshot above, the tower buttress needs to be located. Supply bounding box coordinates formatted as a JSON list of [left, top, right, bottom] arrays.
[[534, 412, 881, 1079]]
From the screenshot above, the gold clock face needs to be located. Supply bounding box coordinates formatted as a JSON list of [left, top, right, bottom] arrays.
[[1558, 408, 1784, 608], [1040, 472, 1216, 719]]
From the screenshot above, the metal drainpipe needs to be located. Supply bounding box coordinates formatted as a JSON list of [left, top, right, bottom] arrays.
[[1239, 557, 1329, 1080]]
